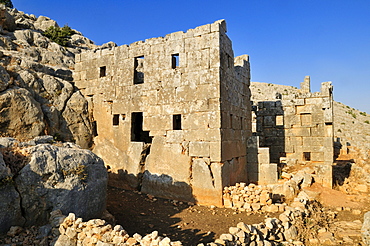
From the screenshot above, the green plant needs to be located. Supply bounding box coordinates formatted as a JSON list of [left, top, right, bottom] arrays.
[[360, 112, 367, 116], [42, 25, 76, 47], [365, 120, 370, 124], [62, 163, 88, 182], [346, 110, 357, 119], [0, 0, 13, 8], [0, 176, 13, 187]]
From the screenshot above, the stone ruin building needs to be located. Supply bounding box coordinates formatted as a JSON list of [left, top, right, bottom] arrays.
[[74, 20, 334, 206], [74, 20, 251, 206], [249, 76, 334, 188]]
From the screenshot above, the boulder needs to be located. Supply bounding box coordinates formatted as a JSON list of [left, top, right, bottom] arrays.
[[0, 87, 45, 139], [15, 143, 107, 226], [0, 152, 25, 234], [0, 6, 16, 32], [61, 91, 92, 148], [33, 16, 58, 32]]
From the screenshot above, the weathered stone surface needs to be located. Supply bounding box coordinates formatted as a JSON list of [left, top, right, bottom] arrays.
[[33, 15, 59, 31], [61, 91, 92, 148], [75, 20, 251, 204], [0, 6, 16, 31], [0, 88, 45, 139], [0, 151, 25, 234], [0, 65, 10, 92], [15, 144, 107, 226], [362, 211, 370, 245]]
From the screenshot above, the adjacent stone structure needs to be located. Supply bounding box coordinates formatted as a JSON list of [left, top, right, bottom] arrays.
[[74, 20, 252, 206], [250, 76, 334, 188]]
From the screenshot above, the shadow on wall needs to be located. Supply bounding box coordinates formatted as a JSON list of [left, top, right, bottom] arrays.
[[332, 162, 352, 187], [108, 170, 195, 203], [248, 101, 285, 184]]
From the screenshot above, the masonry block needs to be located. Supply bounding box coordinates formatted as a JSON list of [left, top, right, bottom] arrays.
[[189, 141, 210, 157]]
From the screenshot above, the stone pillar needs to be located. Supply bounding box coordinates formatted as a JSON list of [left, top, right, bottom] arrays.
[[300, 76, 311, 93]]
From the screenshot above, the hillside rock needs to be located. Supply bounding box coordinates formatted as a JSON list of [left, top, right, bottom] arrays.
[[0, 152, 25, 234], [0, 5, 16, 32], [0, 65, 10, 91], [362, 211, 370, 245], [0, 87, 45, 139], [33, 15, 58, 32], [14, 142, 107, 227], [0, 6, 97, 147]]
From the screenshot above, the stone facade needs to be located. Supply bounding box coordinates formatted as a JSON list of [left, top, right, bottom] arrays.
[[249, 76, 334, 188], [74, 20, 251, 206]]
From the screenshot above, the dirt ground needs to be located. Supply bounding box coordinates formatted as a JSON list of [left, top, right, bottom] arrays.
[[106, 186, 277, 246], [107, 184, 369, 246]]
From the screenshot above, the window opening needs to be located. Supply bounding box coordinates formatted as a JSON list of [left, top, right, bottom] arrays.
[[92, 121, 98, 136], [303, 152, 311, 161], [131, 112, 151, 143], [173, 114, 182, 130], [276, 115, 284, 126], [99, 66, 106, 78], [171, 54, 179, 69], [113, 114, 120, 126], [134, 56, 144, 84]]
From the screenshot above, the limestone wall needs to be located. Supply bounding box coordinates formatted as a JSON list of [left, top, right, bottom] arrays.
[[250, 77, 334, 188], [74, 20, 251, 206]]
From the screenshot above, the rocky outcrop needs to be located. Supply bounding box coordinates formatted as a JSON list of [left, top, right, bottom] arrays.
[[0, 137, 107, 233], [0, 151, 25, 234], [0, 87, 45, 139], [0, 6, 99, 147], [362, 211, 370, 245]]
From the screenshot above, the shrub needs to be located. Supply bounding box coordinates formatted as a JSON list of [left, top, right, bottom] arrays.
[[365, 120, 370, 124], [0, 0, 13, 8], [43, 25, 76, 47]]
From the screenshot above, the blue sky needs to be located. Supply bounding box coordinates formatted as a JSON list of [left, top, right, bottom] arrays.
[[13, 0, 370, 113]]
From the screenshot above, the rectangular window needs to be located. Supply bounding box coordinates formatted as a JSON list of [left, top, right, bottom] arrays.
[[131, 112, 151, 143], [173, 114, 182, 130], [171, 54, 179, 69], [276, 115, 284, 126], [113, 114, 119, 126], [99, 66, 106, 77], [134, 56, 144, 84], [303, 152, 311, 161], [92, 121, 98, 136]]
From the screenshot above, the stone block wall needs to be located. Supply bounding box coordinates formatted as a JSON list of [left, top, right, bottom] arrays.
[[74, 20, 251, 206], [251, 76, 334, 188]]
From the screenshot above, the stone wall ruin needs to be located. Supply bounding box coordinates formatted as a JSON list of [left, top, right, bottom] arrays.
[[74, 20, 252, 206], [249, 76, 334, 188]]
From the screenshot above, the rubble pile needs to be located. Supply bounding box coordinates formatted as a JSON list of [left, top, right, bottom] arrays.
[[54, 213, 182, 246], [198, 200, 336, 246], [223, 183, 286, 213]]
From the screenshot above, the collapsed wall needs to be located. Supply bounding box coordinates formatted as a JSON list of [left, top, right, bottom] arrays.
[[74, 20, 251, 206]]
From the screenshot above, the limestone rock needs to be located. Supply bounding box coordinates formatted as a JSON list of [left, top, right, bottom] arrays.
[[0, 65, 10, 92], [362, 211, 370, 245], [61, 91, 92, 148], [0, 87, 45, 139], [0, 6, 16, 32], [15, 143, 107, 226], [33, 15, 59, 32]]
